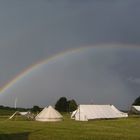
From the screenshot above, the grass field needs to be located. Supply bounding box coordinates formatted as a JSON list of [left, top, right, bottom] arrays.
[[0, 114, 140, 140], [0, 109, 15, 116]]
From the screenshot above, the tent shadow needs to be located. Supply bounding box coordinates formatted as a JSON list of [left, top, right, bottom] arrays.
[[0, 132, 30, 140]]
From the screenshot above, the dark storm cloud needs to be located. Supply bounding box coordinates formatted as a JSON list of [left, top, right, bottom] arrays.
[[1, 1, 140, 108], [0, 46, 140, 110]]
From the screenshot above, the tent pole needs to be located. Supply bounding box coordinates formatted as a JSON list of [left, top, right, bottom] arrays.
[[79, 105, 80, 121]]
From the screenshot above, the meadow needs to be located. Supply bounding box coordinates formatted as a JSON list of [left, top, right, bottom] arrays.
[[0, 114, 139, 140]]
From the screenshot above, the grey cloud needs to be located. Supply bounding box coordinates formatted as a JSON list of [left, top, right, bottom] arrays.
[[127, 77, 140, 85], [0, 47, 139, 110], [1, 1, 140, 109]]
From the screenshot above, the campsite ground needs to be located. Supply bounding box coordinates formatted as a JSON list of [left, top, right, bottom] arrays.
[[0, 114, 140, 140]]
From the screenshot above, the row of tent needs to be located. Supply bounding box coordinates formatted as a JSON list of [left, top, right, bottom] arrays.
[[9, 106, 63, 122], [9, 105, 140, 122]]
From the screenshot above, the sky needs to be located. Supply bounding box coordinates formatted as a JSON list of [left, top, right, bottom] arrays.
[[1, 0, 140, 109]]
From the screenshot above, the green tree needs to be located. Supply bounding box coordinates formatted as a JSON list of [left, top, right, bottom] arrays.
[[31, 105, 41, 113], [67, 99, 78, 112], [55, 97, 68, 112], [132, 96, 140, 105]]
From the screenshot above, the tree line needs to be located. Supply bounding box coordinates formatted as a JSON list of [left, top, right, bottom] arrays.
[[31, 97, 78, 113], [0, 97, 78, 113], [1, 96, 140, 113]]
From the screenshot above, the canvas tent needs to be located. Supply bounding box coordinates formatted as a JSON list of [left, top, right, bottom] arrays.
[[35, 106, 63, 122], [71, 105, 128, 121], [130, 106, 140, 114], [9, 111, 33, 119]]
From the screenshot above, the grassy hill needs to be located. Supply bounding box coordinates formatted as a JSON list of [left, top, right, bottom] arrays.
[[0, 114, 139, 140]]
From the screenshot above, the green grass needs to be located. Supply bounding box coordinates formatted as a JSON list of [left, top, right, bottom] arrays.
[[0, 109, 15, 116], [0, 114, 140, 140]]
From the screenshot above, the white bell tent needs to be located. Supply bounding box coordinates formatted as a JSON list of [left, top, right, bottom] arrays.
[[35, 106, 63, 122]]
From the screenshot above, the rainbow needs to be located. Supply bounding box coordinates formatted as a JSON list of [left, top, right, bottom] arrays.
[[0, 46, 91, 94], [1, 44, 139, 94]]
